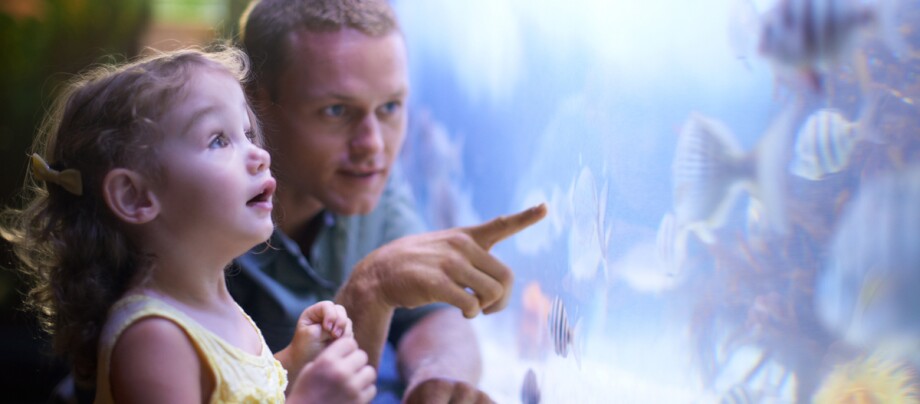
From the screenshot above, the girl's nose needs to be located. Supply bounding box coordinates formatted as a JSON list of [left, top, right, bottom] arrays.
[[249, 144, 271, 174]]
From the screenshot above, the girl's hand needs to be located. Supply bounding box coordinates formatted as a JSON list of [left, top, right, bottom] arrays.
[[278, 301, 353, 379], [288, 338, 377, 404]]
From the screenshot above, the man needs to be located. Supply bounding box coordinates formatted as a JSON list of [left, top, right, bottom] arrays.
[[230, 1, 546, 402]]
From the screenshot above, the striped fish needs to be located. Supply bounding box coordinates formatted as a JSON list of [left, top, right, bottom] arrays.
[[757, 0, 904, 89], [548, 295, 580, 367], [521, 368, 540, 404], [790, 108, 859, 180]]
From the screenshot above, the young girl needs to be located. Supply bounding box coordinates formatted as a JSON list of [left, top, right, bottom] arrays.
[[1, 47, 376, 403]]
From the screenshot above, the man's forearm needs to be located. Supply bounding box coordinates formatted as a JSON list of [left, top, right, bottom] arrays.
[[335, 266, 394, 368], [397, 308, 482, 388]]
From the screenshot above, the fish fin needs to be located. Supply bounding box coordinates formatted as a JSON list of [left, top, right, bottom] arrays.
[[673, 113, 748, 234], [686, 222, 717, 245]]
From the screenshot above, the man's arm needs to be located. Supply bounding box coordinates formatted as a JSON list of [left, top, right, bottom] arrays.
[[335, 262, 395, 368], [336, 204, 547, 402], [397, 308, 490, 404]]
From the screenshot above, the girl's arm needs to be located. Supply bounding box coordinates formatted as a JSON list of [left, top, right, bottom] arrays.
[[109, 317, 211, 403], [287, 337, 377, 403], [277, 301, 376, 403]]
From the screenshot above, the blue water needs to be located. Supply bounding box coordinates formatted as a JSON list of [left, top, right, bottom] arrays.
[[394, 0, 920, 402]]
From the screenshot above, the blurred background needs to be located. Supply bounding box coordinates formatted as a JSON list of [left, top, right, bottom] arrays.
[[3, 0, 919, 402], [0, 0, 248, 401]]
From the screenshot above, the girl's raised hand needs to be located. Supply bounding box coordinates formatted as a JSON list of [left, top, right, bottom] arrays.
[[278, 301, 354, 379]]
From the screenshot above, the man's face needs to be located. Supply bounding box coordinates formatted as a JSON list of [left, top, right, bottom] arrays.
[[263, 28, 409, 217]]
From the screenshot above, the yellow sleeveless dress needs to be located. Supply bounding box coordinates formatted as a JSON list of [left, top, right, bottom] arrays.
[[95, 294, 288, 403]]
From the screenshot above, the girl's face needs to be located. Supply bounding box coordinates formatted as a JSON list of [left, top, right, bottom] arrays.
[[152, 68, 275, 256]]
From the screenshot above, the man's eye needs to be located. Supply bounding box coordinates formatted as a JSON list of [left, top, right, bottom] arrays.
[[323, 105, 346, 117], [209, 133, 230, 149], [380, 101, 401, 115]]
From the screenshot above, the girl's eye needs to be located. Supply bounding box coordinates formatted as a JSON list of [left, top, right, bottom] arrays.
[[244, 129, 256, 142], [209, 133, 230, 149], [322, 104, 346, 118]]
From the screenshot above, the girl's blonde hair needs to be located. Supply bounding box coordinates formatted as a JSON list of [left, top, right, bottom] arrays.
[[0, 45, 260, 386]]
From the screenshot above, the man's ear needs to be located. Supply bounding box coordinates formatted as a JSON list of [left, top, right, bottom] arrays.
[[102, 168, 160, 224]]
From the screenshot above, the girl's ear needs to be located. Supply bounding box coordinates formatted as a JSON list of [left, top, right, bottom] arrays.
[[102, 168, 160, 224]]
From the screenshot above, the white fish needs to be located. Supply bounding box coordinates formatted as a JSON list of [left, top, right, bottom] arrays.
[[672, 104, 805, 243], [816, 165, 920, 351], [521, 368, 540, 404], [548, 295, 581, 367], [567, 166, 610, 281]]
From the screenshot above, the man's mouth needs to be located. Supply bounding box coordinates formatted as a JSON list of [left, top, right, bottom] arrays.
[[341, 167, 385, 178]]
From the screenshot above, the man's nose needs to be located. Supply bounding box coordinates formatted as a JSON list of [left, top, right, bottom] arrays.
[[349, 113, 385, 157]]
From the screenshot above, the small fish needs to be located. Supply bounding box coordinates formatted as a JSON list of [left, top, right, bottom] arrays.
[[567, 166, 610, 282], [548, 295, 581, 367], [519, 282, 552, 359], [521, 368, 540, 404], [789, 109, 860, 180], [791, 89, 894, 180]]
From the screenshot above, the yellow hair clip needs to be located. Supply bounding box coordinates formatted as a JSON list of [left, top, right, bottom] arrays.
[[31, 153, 83, 196]]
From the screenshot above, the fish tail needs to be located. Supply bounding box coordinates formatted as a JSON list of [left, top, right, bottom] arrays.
[[673, 113, 749, 235]]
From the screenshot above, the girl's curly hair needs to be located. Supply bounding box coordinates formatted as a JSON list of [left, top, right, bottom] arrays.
[[0, 45, 260, 386]]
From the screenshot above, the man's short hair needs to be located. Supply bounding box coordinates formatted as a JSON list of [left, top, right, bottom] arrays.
[[240, 0, 399, 100]]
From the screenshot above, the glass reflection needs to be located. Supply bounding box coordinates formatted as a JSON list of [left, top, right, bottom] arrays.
[[395, 0, 920, 402]]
